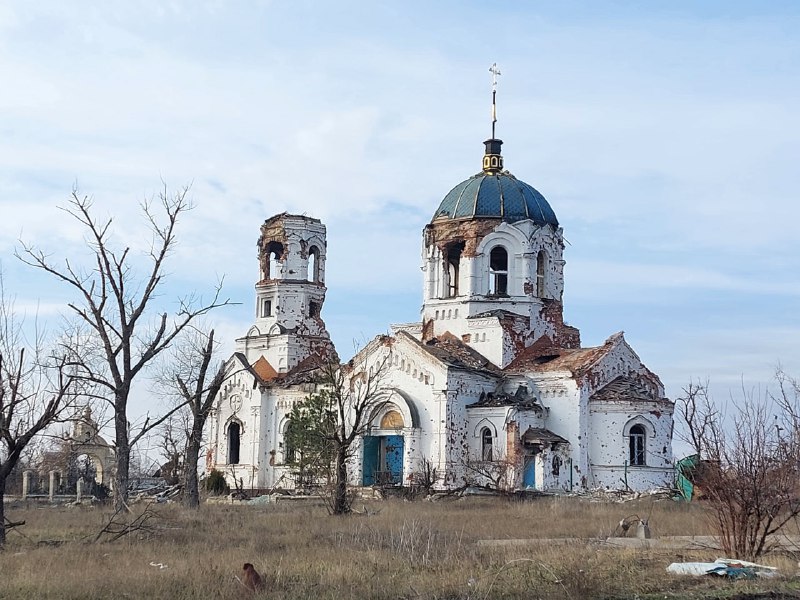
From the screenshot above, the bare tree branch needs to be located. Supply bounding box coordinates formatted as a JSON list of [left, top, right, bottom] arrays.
[[16, 186, 233, 510]]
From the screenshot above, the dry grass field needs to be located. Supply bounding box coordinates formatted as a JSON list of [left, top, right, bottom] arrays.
[[2, 495, 800, 599]]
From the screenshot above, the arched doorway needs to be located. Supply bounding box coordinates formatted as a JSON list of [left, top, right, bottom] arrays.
[[362, 409, 405, 486]]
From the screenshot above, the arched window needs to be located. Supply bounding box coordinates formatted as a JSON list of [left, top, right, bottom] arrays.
[[481, 427, 493, 461], [282, 421, 296, 464], [227, 422, 241, 465], [308, 246, 320, 282], [444, 242, 464, 298], [629, 424, 646, 466], [265, 241, 283, 280], [536, 250, 547, 297], [489, 246, 508, 296]]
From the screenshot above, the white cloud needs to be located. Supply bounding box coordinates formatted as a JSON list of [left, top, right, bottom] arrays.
[[2, 1, 800, 425]]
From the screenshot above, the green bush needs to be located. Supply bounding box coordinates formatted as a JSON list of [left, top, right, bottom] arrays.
[[204, 469, 229, 495]]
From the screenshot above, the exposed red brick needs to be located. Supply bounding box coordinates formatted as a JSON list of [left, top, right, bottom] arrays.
[[424, 219, 502, 257]]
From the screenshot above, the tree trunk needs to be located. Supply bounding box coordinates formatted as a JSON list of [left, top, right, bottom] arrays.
[[114, 406, 130, 511], [332, 445, 349, 515], [0, 484, 6, 547], [183, 419, 205, 509]]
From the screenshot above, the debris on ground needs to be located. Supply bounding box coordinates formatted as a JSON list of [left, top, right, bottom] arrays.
[[611, 514, 651, 539], [575, 487, 674, 503], [667, 558, 778, 578]]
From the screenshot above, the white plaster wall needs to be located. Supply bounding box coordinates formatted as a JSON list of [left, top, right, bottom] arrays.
[[209, 364, 266, 489], [526, 374, 585, 490], [237, 331, 331, 374], [421, 219, 568, 369], [589, 401, 674, 490], [441, 370, 502, 488], [345, 335, 448, 488], [465, 406, 512, 488]]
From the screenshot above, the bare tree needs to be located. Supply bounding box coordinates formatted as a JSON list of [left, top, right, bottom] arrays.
[[676, 378, 800, 560], [287, 339, 391, 514], [154, 413, 185, 485], [164, 328, 224, 508], [675, 379, 721, 458], [461, 453, 516, 494], [0, 280, 78, 546], [17, 188, 231, 510]]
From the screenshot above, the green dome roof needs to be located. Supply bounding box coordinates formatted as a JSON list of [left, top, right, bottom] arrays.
[[432, 138, 558, 226], [432, 171, 559, 226]]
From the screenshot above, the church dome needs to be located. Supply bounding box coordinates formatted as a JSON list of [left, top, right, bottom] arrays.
[[431, 139, 559, 226]]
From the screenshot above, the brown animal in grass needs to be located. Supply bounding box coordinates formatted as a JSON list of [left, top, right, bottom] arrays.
[[242, 563, 264, 593]]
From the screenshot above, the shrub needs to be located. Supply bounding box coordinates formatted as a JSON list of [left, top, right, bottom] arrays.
[[205, 469, 229, 495]]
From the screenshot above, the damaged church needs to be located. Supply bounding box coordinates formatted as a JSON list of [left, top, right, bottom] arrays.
[[207, 89, 674, 494]]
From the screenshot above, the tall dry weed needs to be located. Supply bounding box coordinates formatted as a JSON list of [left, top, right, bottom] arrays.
[[0, 497, 790, 599]]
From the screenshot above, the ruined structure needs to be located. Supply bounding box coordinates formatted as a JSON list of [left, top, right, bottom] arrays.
[[69, 407, 116, 487], [208, 88, 674, 493], [206, 214, 336, 489]]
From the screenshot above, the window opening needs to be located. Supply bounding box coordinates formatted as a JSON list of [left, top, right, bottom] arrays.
[[309, 301, 320, 318], [444, 242, 464, 298], [536, 251, 547, 297], [308, 246, 320, 282], [629, 424, 646, 466], [283, 422, 296, 464], [261, 299, 272, 318], [489, 247, 508, 295], [265, 241, 284, 280], [227, 422, 241, 465], [481, 427, 493, 461]]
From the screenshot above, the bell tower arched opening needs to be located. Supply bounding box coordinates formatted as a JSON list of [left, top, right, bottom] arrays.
[[444, 241, 464, 298], [264, 241, 284, 280], [307, 246, 321, 282]]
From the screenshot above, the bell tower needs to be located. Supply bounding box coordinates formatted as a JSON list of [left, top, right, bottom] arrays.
[[418, 63, 579, 367], [236, 213, 334, 373]]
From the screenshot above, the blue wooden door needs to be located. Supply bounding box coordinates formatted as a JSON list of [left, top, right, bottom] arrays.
[[362, 436, 380, 485], [523, 457, 536, 488], [383, 435, 404, 484]]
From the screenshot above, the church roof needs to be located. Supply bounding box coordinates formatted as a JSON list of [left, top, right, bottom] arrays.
[[521, 427, 569, 445], [232, 352, 331, 388], [591, 376, 658, 402], [505, 332, 625, 376], [399, 331, 501, 376], [467, 385, 545, 411], [252, 356, 278, 381], [432, 171, 558, 226]]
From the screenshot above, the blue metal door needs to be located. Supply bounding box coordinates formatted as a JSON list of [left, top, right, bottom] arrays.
[[383, 435, 404, 484], [523, 457, 536, 488], [362, 436, 380, 485]]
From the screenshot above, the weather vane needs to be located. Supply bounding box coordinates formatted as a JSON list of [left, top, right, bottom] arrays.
[[489, 62, 501, 138]]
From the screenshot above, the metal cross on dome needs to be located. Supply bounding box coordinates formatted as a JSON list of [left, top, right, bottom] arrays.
[[489, 62, 501, 137], [489, 62, 501, 91]]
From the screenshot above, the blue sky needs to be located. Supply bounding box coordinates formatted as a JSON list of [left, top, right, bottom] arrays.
[[1, 1, 798, 434]]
